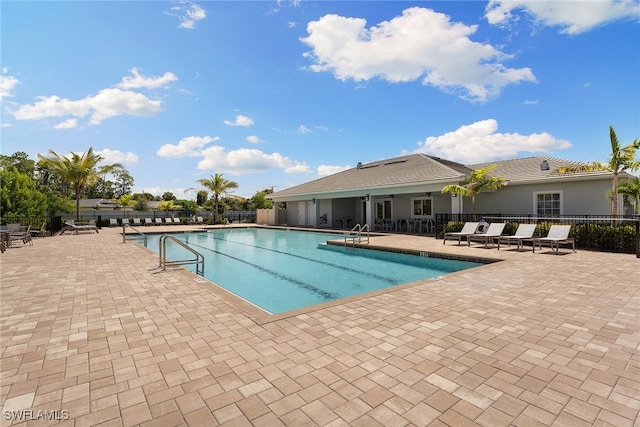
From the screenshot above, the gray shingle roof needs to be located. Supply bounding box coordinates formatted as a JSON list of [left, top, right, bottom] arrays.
[[270, 154, 470, 198], [469, 156, 609, 182], [270, 154, 615, 199]]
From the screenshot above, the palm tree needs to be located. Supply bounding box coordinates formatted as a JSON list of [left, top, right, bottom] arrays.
[[38, 148, 123, 220], [441, 164, 507, 215], [555, 126, 639, 216], [195, 173, 239, 223], [617, 176, 640, 215]]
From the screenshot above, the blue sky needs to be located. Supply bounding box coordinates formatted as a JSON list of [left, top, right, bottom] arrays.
[[2, 1, 639, 199]]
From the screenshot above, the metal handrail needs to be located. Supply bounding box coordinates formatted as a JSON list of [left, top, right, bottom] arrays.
[[122, 224, 148, 247], [344, 223, 370, 247], [159, 234, 204, 276]]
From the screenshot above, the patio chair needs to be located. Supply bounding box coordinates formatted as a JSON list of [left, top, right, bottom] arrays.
[[8, 225, 32, 247], [443, 222, 480, 245], [466, 223, 506, 247], [132, 218, 142, 226], [173, 217, 182, 224], [109, 218, 119, 227], [196, 216, 204, 224], [60, 220, 99, 235], [155, 218, 164, 225], [532, 225, 575, 254], [30, 222, 49, 238], [144, 218, 153, 226], [497, 224, 537, 250], [165, 217, 174, 225]]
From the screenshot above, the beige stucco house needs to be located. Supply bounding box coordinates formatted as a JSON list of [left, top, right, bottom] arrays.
[[267, 154, 631, 230]]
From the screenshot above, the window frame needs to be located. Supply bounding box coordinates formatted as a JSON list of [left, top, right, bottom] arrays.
[[411, 196, 433, 218], [533, 190, 563, 216]]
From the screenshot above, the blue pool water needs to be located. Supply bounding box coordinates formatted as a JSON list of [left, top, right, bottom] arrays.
[[142, 228, 480, 314]]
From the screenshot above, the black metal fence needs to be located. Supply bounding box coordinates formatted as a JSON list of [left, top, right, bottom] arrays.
[[222, 210, 257, 223], [435, 213, 640, 256], [1, 210, 259, 233]]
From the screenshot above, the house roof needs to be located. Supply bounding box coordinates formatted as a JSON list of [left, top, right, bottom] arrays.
[[270, 154, 471, 199], [269, 153, 622, 201], [470, 156, 612, 183], [78, 198, 121, 209]]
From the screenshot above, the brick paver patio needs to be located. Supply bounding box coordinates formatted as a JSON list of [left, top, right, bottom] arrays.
[[1, 225, 638, 426]]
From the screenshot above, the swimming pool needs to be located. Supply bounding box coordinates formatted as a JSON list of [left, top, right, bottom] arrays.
[[142, 228, 480, 314]]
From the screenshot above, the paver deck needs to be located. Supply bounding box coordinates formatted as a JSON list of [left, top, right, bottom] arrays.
[[1, 225, 638, 426]]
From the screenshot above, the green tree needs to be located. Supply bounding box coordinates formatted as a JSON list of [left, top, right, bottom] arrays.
[[250, 190, 273, 209], [196, 190, 208, 206], [0, 152, 35, 178], [176, 199, 199, 215], [158, 200, 181, 211], [162, 191, 176, 201], [118, 194, 136, 219], [0, 167, 48, 222], [617, 176, 640, 215], [195, 173, 239, 223], [37, 148, 123, 220], [441, 164, 507, 215], [84, 177, 115, 199], [112, 169, 134, 199], [556, 126, 639, 216]]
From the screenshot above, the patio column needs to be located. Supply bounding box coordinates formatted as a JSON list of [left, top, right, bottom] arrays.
[[365, 197, 373, 230], [450, 194, 462, 215]]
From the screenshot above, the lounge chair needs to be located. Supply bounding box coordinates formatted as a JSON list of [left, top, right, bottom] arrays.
[[466, 223, 506, 247], [173, 217, 181, 224], [165, 217, 174, 225], [532, 225, 575, 254], [155, 218, 163, 225], [60, 220, 99, 235], [132, 218, 142, 226], [497, 224, 537, 250], [144, 218, 153, 226], [30, 222, 49, 238], [196, 216, 204, 224], [443, 222, 480, 245], [109, 218, 119, 227], [8, 225, 32, 247]]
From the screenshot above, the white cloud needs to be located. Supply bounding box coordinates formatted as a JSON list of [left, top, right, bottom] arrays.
[[294, 125, 312, 134], [12, 88, 163, 125], [412, 119, 572, 164], [224, 114, 254, 127], [168, 0, 206, 29], [485, 0, 640, 35], [317, 164, 350, 176], [246, 135, 264, 144], [156, 135, 219, 158], [96, 148, 139, 165], [117, 68, 178, 89], [54, 118, 78, 129], [0, 74, 20, 100], [197, 146, 311, 175], [301, 7, 536, 103]]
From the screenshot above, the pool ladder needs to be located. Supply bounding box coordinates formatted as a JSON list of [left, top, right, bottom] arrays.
[[159, 234, 204, 276], [344, 223, 370, 247], [122, 224, 148, 247]]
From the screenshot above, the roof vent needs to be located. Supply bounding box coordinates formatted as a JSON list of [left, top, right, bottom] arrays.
[[357, 162, 363, 169], [540, 160, 549, 171]]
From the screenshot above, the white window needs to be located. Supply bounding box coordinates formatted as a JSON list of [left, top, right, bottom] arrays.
[[411, 197, 433, 218], [534, 191, 562, 216]]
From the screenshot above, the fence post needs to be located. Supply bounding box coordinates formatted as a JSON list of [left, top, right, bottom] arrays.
[[636, 216, 640, 258]]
